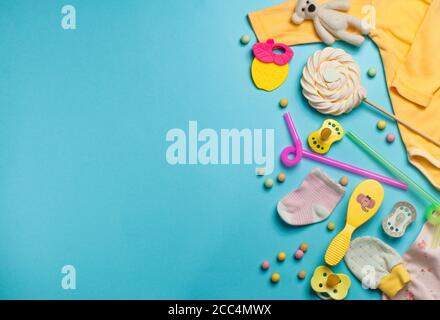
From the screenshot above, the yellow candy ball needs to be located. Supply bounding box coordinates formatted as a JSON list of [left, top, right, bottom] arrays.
[[300, 243, 309, 252], [277, 252, 286, 262], [297, 270, 307, 280], [264, 179, 274, 189], [327, 222, 336, 231], [377, 120, 387, 130], [271, 273, 281, 283], [339, 176, 349, 186], [279, 98, 289, 108]]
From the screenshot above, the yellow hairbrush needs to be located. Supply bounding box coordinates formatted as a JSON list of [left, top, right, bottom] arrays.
[[325, 180, 384, 266]]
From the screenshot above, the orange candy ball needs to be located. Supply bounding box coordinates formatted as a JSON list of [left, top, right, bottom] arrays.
[[277, 173, 286, 183]]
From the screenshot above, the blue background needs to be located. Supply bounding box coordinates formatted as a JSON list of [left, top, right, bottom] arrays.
[[0, 0, 437, 300]]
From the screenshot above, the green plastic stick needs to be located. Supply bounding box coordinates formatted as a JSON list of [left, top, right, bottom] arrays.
[[347, 131, 440, 206]]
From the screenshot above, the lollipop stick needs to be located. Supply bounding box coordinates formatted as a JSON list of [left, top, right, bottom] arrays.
[[363, 99, 440, 148]]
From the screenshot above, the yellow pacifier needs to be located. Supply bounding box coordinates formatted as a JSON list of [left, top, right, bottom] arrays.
[[311, 266, 351, 300], [308, 119, 344, 154], [325, 179, 384, 266]]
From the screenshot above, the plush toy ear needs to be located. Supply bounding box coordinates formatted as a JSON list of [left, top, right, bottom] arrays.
[[292, 13, 304, 24]]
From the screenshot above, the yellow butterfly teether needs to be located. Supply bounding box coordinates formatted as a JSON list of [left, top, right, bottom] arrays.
[[325, 179, 384, 266], [311, 266, 351, 300], [308, 119, 344, 154]]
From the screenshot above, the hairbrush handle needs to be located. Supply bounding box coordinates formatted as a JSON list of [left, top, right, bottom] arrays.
[[325, 225, 355, 266]]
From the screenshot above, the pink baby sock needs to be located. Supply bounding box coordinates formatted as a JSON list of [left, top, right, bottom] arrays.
[[277, 168, 345, 226]]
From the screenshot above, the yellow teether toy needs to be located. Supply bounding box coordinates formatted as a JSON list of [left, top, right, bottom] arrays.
[[251, 39, 294, 92], [308, 119, 344, 154], [311, 266, 351, 300], [325, 180, 384, 266], [251, 60, 289, 92]]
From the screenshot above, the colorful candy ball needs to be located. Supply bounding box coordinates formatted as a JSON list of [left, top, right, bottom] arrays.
[[299, 243, 309, 252], [377, 120, 387, 130], [279, 98, 289, 108], [264, 179, 274, 189], [339, 176, 349, 186], [386, 133, 396, 143], [294, 250, 304, 260], [277, 252, 286, 262], [277, 172, 286, 183], [297, 270, 307, 280], [327, 222, 336, 231], [240, 34, 250, 45], [368, 68, 377, 78], [261, 260, 270, 270], [271, 273, 281, 283]]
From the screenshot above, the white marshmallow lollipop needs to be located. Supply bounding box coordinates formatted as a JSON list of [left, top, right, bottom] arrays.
[[300, 47, 440, 147], [301, 47, 367, 116]]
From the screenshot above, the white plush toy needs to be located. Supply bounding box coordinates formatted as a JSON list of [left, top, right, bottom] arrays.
[[292, 0, 370, 46]]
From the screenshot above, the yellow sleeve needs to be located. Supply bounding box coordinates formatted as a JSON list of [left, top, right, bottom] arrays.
[[247, 0, 371, 46], [391, 0, 440, 108]]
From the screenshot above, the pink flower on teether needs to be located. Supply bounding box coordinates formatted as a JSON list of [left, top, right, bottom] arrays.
[[252, 39, 294, 66]]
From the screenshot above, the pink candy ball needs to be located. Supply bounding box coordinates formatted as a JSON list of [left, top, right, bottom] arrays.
[[294, 250, 304, 260], [261, 260, 270, 270], [386, 133, 396, 143]]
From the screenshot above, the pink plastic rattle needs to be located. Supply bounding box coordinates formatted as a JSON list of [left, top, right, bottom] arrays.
[[281, 112, 408, 190]]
